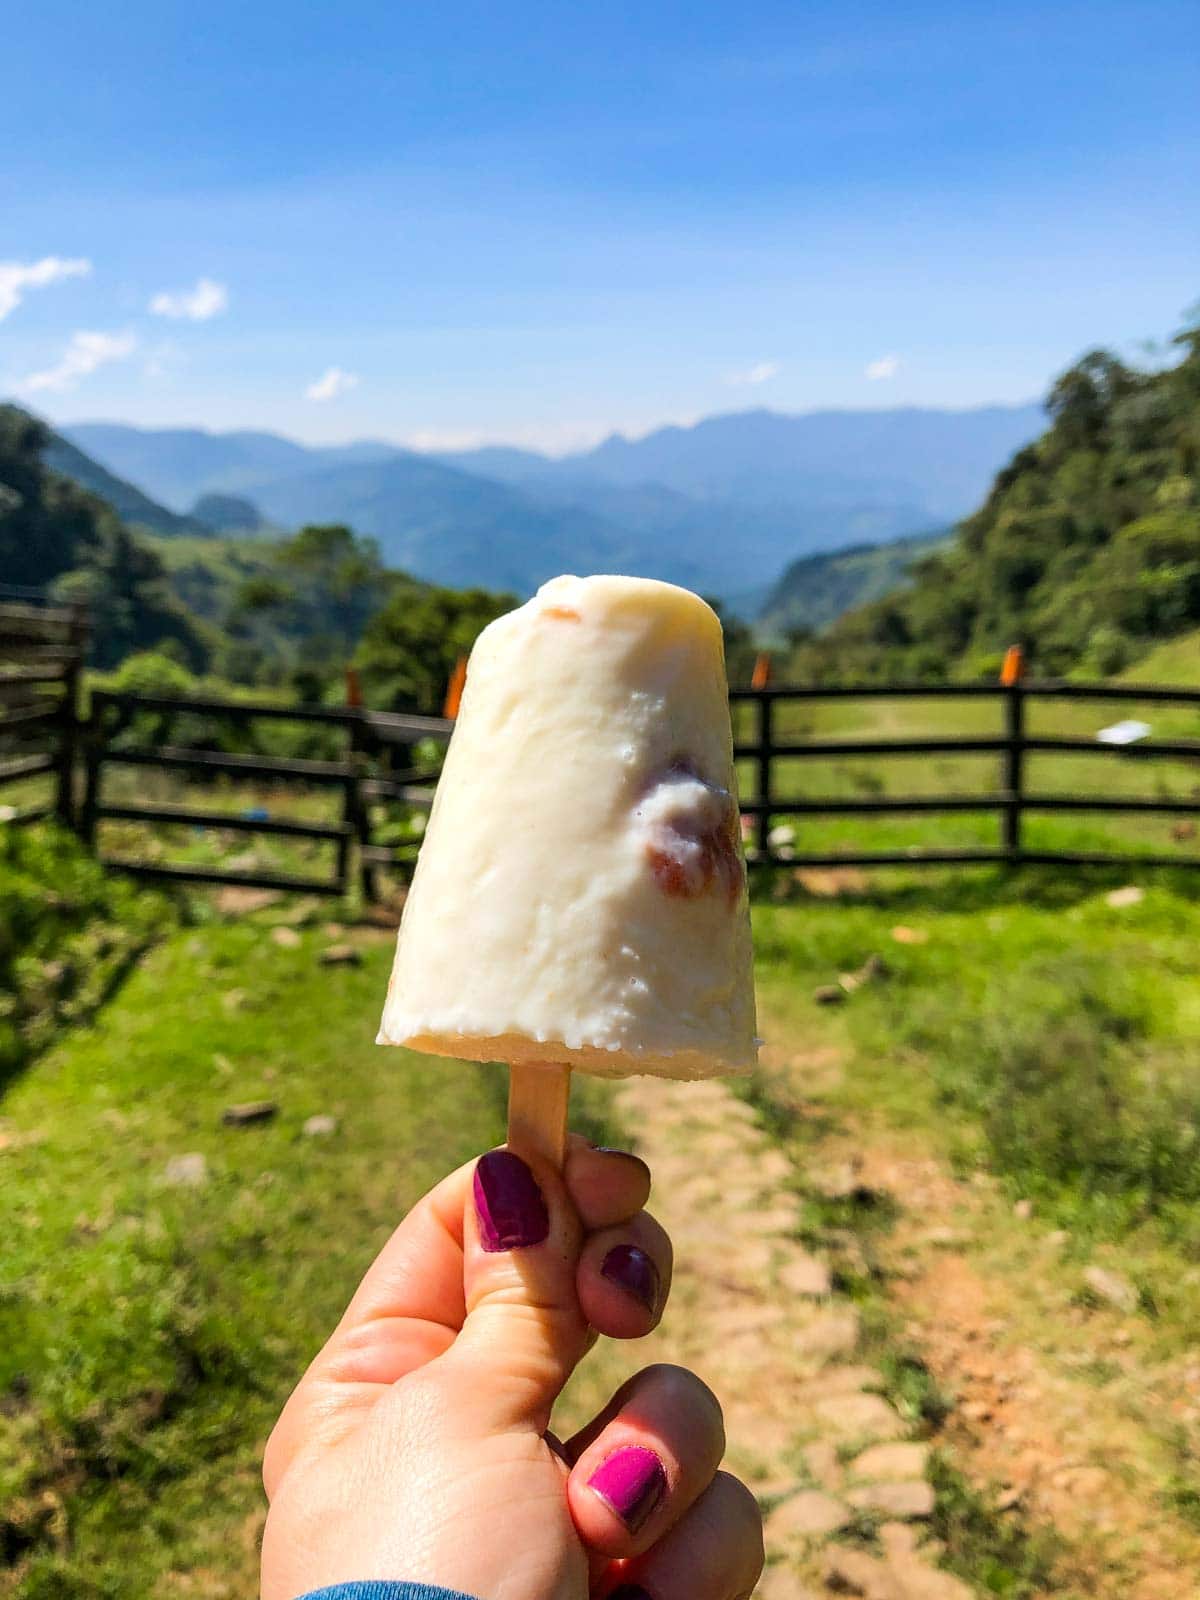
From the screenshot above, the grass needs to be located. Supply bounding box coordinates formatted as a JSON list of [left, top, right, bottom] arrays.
[[752, 866, 1200, 1246], [0, 899, 614, 1597], [0, 827, 174, 1087], [748, 865, 1200, 1592], [6, 799, 1200, 1593]]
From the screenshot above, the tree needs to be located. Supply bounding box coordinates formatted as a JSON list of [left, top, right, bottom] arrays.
[[356, 583, 516, 713]]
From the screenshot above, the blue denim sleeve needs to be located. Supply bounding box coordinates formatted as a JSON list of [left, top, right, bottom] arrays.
[[297, 1586, 481, 1600]]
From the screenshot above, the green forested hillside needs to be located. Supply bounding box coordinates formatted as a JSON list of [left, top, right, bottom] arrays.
[[0, 406, 207, 669], [815, 322, 1200, 679], [39, 428, 204, 538], [758, 529, 948, 638], [1, 405, 514, 710]]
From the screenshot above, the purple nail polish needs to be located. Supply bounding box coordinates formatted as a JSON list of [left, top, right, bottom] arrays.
[[474, 1150, 549, 1252], [601, 1244, 660, 1314], [587, 1445, 667, 1533]]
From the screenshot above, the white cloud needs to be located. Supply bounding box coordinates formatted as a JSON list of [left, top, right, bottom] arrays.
[[21, 329, 137, 393], [0, 256, 92, 321], [305, 366, 359, 402], [865, 353, 901, 381], [149, 277, 229, 321], [727, 359, 781, 387]]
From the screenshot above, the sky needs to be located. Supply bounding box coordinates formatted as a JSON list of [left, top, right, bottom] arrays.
[[2, 0, 1198, 453]]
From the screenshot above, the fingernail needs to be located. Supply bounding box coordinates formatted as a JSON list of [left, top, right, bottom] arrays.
[[601, 1244, 660, 1314], [587, 1445, 667, 1533], [474, 1150, 550, 1252]]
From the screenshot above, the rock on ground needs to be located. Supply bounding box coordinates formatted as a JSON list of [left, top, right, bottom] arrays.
[[319, 943, 362, 966], [163, 1152, 208, 1187], [766, 1490, 851, 1541], [1084, 1265, 1138, 1313]]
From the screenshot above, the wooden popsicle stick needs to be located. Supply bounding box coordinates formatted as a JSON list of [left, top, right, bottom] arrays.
[[507, 1062, 571, 1170]]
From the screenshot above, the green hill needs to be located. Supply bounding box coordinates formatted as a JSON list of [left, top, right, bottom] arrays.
[[758, 529, 949, 638], [818, 318, 1200, 679], [39, 427, 204, 538], [0, 405, 206, 669]]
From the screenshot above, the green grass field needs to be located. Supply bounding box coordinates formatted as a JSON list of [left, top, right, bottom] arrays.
[[5, 717, 1200, 1595], [7, 867, 1200, 1596]]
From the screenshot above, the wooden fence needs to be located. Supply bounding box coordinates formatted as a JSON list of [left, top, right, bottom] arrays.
[[4, 588, 1200, 893], [80, 691, 451, 899], [0, 588, 87, 828], [732, 681, 1200, 869]]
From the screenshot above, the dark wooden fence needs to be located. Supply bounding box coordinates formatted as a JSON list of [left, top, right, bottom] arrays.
[[4, 586, 1200, 893], [80, 691, 451, 899], [0, 588, 87, 828], [733, 680, 1200, 869]]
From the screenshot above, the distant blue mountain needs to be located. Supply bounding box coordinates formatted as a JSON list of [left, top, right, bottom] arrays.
[[61, 403, 1042, 601]]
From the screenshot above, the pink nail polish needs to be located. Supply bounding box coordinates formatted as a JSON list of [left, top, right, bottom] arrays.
[[587, 1445, 667, 1532]]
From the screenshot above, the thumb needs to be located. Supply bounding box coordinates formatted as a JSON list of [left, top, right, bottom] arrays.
[[444, 1147, 587, 1433]]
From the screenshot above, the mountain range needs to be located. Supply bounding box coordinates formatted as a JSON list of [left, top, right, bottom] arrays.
[[62, 404, 1042, 603]]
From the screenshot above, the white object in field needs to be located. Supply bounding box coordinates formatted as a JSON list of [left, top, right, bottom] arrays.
[[1096, 719, 1151, 746], [378, 573, 757, 1079]]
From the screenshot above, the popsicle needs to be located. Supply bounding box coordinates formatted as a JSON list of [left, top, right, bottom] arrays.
[[378, 573, 757, 1165]]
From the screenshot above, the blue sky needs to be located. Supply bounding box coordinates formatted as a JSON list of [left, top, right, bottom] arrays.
[[2, 0, 1197, 451]]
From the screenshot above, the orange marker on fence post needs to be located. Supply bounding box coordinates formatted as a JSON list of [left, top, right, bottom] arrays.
[[1000, 644, 1025, 686], [1000, 645, 1025, 858], [751, 651, 772, 690], [443, 654, 468, 720]]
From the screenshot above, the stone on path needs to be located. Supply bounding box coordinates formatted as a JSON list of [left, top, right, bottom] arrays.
[[754, 1566, 821, 1599], [814, 1391, 904, 1440], [319, 943, 362, 966], [222, 1101, 278, 1127], [270, 926, 302, 948], [215, 886, 281, 916], [303, 1114, 340, 1137], [824, 1547, 903, 1598], [767, 1488, 852, 1541], [850, 1442, 930, 1482], [779, 1253, 832, 1298], [803, 1440, 841, 1488], [744, 1204, 803, 1237], [1084, 1264, 1138, 1313], [847, 1480, 935, 1519], [814, 984, 846, 1005], [164, 1152, 208, 1187], [794, 1306, 860, 1359], [1105, 884, 1144, 908]]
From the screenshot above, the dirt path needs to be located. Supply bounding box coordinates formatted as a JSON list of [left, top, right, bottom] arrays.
[[844, 1136, 1200, 1600], [612, 1074, 973, 1600], [603, 1034, 1200, 1600]]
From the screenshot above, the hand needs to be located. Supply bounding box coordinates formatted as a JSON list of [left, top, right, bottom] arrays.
[[261, 1137, 763, 1600]]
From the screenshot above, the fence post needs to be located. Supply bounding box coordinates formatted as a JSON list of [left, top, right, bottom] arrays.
[[55, 657, 81, 830], [349, 712, 376, 903], [756, 691, 773, 860], [80, 701, 102, 850], [1002, 679, 1025, 860]]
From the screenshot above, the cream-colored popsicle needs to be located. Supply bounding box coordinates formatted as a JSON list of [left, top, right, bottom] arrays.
[[378, 573, 757, 1080]]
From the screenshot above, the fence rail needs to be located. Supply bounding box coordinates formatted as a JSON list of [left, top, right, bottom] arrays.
[[729, 681, 1200, 869], [4, 587, 1200, 892], [0, 594, 87, 827]]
